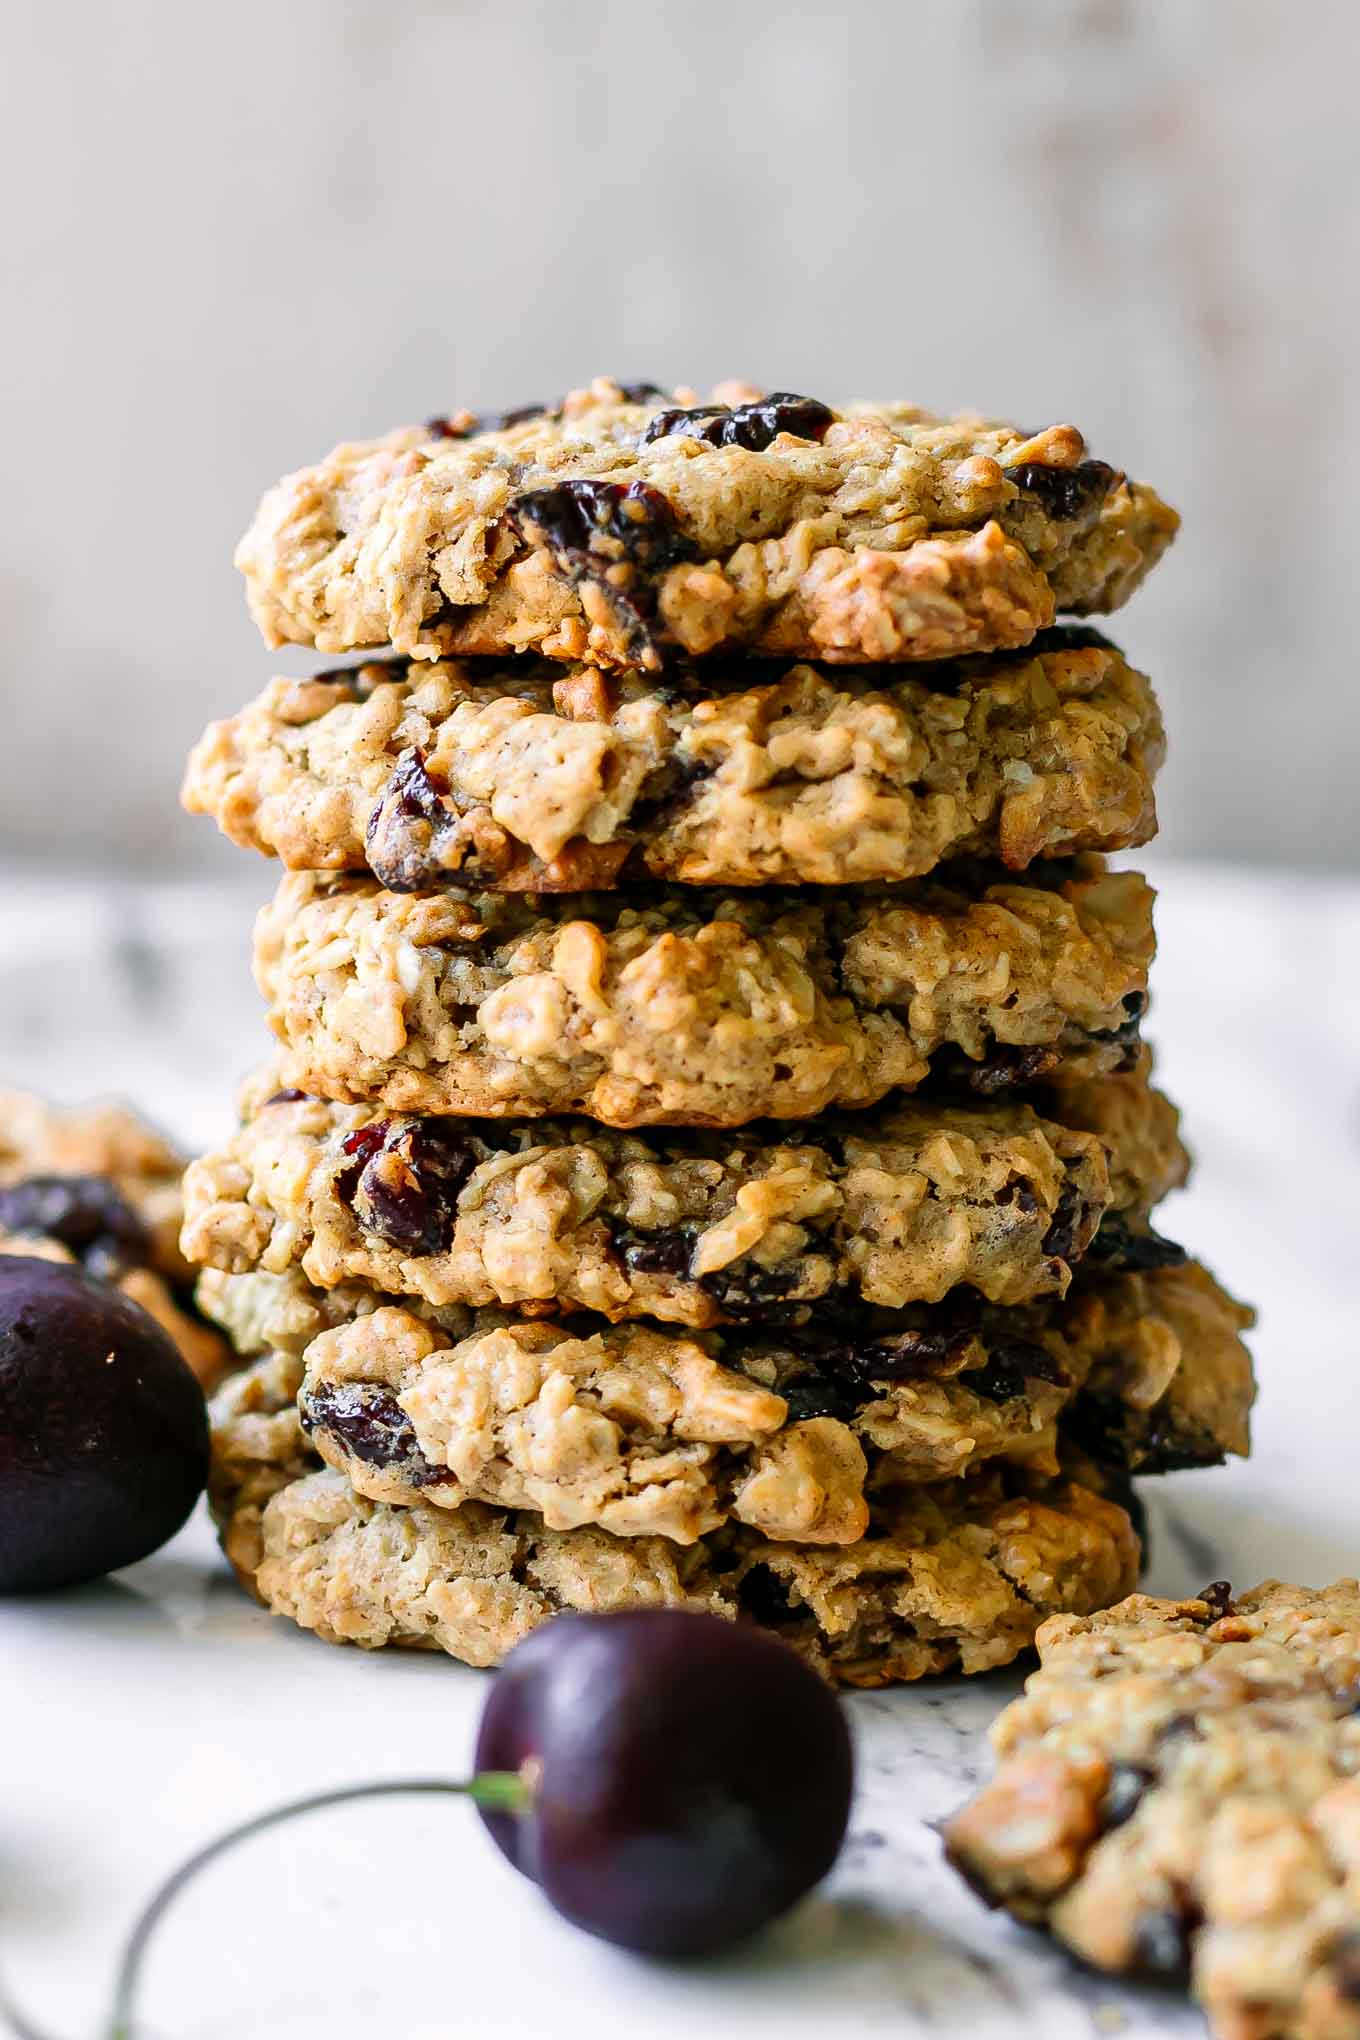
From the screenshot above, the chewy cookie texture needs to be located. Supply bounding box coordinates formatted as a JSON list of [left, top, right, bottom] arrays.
[[944, 1583, 1360, 2040], [212, 1255, 1251, 1547], [252, 862, 1153, 1127], [235, 381, 1177, 669], [209, 1348, 1140, 1687], [186, 373, 1259, 1698], [180, 1057, 1187, 1323], [183, 627, 1162, 890]]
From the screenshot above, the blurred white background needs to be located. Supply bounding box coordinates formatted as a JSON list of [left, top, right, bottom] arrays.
[[3, 0, 1357, 872]]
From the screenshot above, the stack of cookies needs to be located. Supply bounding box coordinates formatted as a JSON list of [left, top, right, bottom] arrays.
[[181, 379, 1254, 1686]]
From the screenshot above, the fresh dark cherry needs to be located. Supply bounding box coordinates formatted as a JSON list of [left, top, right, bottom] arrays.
[[643, 393, 833, 451], [474, 1609, 853, 1956], [0, 1173, 152, 1280], [0, 1257, 208, 1592]]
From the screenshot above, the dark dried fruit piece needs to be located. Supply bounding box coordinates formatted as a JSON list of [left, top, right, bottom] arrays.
[[1064, 1393, 1225, 1476], [509, 478, 698, 659], [643, 392, 834, 452], [1086, 1217, 1188, 1273], [1130, 1902, 1196, 1981], [366, 749, 461, 892], [605, 1220, 695, 1279], [773, 1368, 869, 1425], [795, 1310, 984, 1388], [300, 1380, 446, 1487], [936, 1042, 1064, 1099], [1028, 623, 1117, 656], [697, 1260, 808, 1324], [995, 1176, 1039, 1216], [511, 478, 696, 579], [0, 1174, 152, 1281], [625, 754, 716, 835], [605, 1221, 818, 1325], [1099, 1762, 1155, 1832], [1197, 1579, 1235, 1621], [965, 1340, 1068, 1404], [335, 1119, 479, 1255], [1330, 1932, 1360, 2002], [426, 402, 559, 439], [1040, 1178, 1100, 1267], [736, 1561, 797, 1627], [483, 402, 557, 432], [1006, 459, 1117, 523]]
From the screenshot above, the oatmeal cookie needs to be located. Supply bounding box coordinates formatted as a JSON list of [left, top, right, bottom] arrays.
[[944, 1581, 1360, 2040], [183, 628, 1161, 889], [197, 1252, 1252, 1549], [236, 380, 1177, 669], [1060, 1258, 1256, 1472], [287, 1260, 1250, 1543], [209, 1354, 1139, 1684], [253, 861, 1153, 1127], [180, 1061, 1185, 1324], [0, 1087, 228, 1387]]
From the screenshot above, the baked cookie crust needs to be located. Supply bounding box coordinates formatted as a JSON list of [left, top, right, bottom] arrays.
[[183, 628, 1161, 890], [252, 861, 1153, 1127], [944, 1581, 1360, 2040], [197, 1250, 1252, 1549], [236, 380, 1177, 670], [208, 1352, 1140, 1686], [180, 1061, 1186, 1324]]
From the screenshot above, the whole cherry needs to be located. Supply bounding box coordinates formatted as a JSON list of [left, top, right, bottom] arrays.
[[6, 1609, 855, 2037], [0, 1255, 209, 1592], [473, 1609, 855, 1956]]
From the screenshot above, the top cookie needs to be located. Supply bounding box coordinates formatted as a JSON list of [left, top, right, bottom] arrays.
[[236, 379, 1179, 669]]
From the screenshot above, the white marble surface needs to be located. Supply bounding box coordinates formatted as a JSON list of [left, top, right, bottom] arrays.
[[1, 856, 1357, 2039]]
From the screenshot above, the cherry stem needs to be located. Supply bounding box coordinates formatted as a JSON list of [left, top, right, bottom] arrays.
[[1, 1775, 532, 2040]]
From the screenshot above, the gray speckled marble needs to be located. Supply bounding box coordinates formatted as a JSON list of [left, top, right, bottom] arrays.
[[1, 855, 1356, 2038]]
